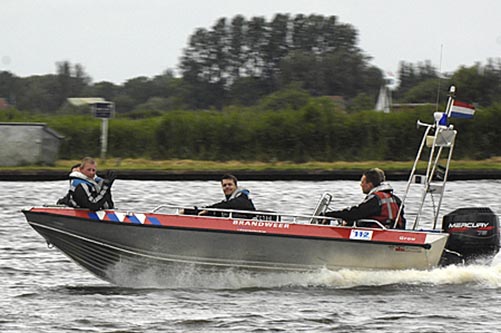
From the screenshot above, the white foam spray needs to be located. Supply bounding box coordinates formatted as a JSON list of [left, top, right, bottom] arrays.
[[103, 259, 501, 289]]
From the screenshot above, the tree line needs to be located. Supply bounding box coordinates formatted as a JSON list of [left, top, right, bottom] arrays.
[[1, 13, 500, 116], [2, 94, 501, 162], [1, 13, 501, 162]]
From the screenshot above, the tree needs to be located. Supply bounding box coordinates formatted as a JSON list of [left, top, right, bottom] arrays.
[[121, 76, 155, 108], [244, 16, 267, 77], [401, 78, 449, 104], [15, 75, 60, 112], [228, 15, 246, 81], [261, 13, 290, 88], [278, 50, 322, 95], [450, 63, 499, 106], [0, 71, 19, 105], [258, 85, 310, 111], [395, 60, 438, 101], [228, 76, 268, 106], [180, 27, 223, 109], [179, 14, 374, 109], [56, 61, 91, 105], [349, 92, 375, 113], [83, 81, 119, 101]]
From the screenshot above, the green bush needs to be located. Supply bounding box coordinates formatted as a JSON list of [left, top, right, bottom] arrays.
[[4, 100, 498, 162]]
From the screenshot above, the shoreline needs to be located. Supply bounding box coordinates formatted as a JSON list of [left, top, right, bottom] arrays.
[[0, 169, 498, 181]]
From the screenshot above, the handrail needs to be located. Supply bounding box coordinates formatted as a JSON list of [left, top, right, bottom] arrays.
[[354, 219, 388, 230], [151, 204, 342, 225]]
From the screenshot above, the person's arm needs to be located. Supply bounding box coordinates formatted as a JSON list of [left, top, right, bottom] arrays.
[[201, 192, 256, 216], [325, 195, 380, 224], [207, 195, 255, 211], [72, 183, 113, 211], [56, 193, 71, 206]]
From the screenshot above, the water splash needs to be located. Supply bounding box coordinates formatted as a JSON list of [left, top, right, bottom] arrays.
[[316, 263, 501, 288], [103, 259, 501, 290]]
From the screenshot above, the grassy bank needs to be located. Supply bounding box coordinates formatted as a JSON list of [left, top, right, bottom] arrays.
[[2, 158, 499, 172]]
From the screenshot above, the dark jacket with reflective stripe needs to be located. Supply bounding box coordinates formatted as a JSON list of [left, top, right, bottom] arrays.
[[325, 183, 405, 229], [58, 171, 114, 211]]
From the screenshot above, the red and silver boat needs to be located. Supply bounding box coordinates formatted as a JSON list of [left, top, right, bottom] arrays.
[[22, 86, 500, 285], [22, 206, 450, 277]]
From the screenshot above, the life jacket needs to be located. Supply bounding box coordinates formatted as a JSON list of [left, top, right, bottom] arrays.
[[370, 191, 404, 229], [66, 172, 112, 209], [225, 187, 250, 201]]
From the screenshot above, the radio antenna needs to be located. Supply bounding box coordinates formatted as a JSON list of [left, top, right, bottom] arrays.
[[435, 44, 444, 112]]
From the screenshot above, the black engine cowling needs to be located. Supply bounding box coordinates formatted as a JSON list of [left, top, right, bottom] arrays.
[[441, 207, 500, 264]]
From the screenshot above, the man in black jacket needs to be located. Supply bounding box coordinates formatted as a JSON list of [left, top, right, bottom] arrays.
[[181, 174, 256, 217], [324, 168, 406, 229]]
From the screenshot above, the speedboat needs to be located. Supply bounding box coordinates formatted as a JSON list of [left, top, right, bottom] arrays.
[[22, 86, 500, 285]]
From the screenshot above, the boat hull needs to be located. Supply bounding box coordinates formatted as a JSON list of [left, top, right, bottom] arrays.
[[23, 207, 449, 284]]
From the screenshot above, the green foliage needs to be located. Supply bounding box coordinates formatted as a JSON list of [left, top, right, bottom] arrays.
[[258, 86, 310, 111], [454, 103, 501, 159], [107, 118, 159, 158], [348, 92, 375, 113], [1, 14, 501, 167], [46, 115, 102, 158], [179, 13, 381, 107], [449, 62, 501, 106], [401, 78, 448, 103], [2, 16, 501, 117], [3, 98, 500, 162], [0, 108, 27, 121], [395, 60, 439, 100], [148, 98, 437, 162]]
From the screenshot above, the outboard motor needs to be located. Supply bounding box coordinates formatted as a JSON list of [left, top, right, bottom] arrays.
[[441, 207, 500, 265]]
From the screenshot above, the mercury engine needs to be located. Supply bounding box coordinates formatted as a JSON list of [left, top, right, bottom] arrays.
[[440, 207, 500, 265]]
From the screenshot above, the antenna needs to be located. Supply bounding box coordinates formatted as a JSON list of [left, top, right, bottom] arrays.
[[434, 44, 443, 112]]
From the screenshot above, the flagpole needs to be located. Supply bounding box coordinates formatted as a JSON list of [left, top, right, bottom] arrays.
[[444, 85, 456, 117], [434, 44, 443, 113]]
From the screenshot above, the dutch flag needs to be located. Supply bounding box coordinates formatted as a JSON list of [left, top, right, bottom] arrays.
[[450, 100, 475, 119]]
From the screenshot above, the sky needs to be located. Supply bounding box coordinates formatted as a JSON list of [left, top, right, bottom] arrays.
[[3, 0, 501, 84]]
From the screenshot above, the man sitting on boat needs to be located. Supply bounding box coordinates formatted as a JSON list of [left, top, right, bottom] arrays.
[[323, 168, 406, 229], [57, 157, 116, 211], [181, 174, 256, 218]]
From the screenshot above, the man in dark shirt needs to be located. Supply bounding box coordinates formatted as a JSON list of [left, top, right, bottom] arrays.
[[181, 174, 256, 218], [324, 168, 405, 229]]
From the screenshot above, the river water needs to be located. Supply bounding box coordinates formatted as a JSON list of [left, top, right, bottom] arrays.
[[2, 179, 501, 332]]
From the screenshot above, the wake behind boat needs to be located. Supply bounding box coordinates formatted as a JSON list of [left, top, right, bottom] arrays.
[[22, 86, 500, 285]]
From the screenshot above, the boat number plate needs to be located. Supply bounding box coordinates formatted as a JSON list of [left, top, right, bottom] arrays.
[[350, 229, 373, 241]]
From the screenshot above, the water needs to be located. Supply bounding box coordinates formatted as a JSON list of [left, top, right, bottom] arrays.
[[2, 179, 501, 332]]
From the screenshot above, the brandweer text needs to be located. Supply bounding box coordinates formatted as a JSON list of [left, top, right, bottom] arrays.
[[233, 220, 290, 229]]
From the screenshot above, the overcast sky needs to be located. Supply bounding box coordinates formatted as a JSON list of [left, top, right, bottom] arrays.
[[3, 0, 501, 84]]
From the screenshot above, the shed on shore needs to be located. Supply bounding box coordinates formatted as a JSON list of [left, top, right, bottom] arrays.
[[0, 123, 64, 166]]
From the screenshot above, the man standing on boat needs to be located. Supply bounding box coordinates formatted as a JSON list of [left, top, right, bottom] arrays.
[[324, 168, 406, 229], [181, 174, 256, 217]]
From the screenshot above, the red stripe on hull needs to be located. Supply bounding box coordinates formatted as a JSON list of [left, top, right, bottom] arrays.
[[29, 207, 430, 246]]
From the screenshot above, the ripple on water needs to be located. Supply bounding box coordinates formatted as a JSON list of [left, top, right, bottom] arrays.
[[2, 180, 501, 332]]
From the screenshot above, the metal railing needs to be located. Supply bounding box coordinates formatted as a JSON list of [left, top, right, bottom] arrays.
[[152, 204, 343, 225]]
